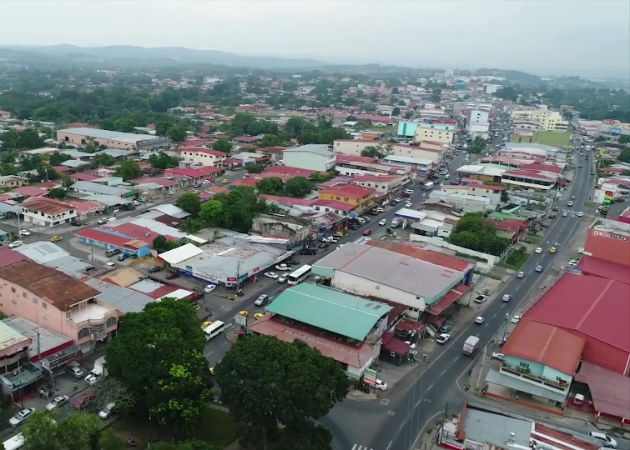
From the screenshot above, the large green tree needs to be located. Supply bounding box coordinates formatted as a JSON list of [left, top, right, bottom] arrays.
[[256, 177, 285, 196], [106, 298, 212, 436], [216, 336, 349, 450], [199, 186, 273, 232], [212, 139, 233, 152], [92, 152, 117, 168], [21, 411, 101, 450], [176, 192, 202, 218], [115, 160, 142, 181], [149, 152, 180, 169], [284, 176, 312, 197], [48, 152, 72, 166]]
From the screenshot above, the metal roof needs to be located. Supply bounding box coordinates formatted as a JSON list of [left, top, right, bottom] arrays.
[[486, 369, 568, 403], [59, 128, 157, 144], [83, 277, 154, 314], [266, 283, 391, 341], [284, 144, 333, 157], [158, 243, 204, 265]]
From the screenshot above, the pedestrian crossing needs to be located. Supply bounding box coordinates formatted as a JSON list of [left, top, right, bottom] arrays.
[[351, 444, 374, 450]]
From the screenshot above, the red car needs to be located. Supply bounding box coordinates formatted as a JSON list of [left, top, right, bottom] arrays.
[[73, 392, 95, 409], [362, 229, 373, 236]]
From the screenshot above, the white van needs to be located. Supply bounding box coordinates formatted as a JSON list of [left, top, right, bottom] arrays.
[[3, 433, 25, 450], [423, 181, 434, 191]]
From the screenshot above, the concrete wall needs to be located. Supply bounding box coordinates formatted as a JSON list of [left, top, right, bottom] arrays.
[[283, 152, 335, 172], [408, 234, 497, 273]]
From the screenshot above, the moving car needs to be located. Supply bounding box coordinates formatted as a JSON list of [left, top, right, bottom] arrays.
[[567, 200, 574, 207], [98, 403, 116, 420], [562, 211, 569, 217], [8, 241, 22, 249], [474, 316, 484, 325], [204, 284, 216, 293], [275, 264, 290, 271], [577, 211, 584, 217], [549, 247, 557, 254], [535, 247, 542, 254], [516, 271, 525, 279], [405, 201, 412, 208], [588, 431, 617, 448], [9, 408, 34, 427], [254, 294, 269, 306], [362, 229, 372, 236], [49, 235, 63, 242], [253, 313, 264, 320], [502, 294, 512, 302], [19, 230, 31, 236], [379, 219, 387, 226], [73, 393, 95, 409], [277, 276, 287, 283], [535, 265, 543, 272], [436, 333, 451, 344], [264, 272, 278, 279], [511, 315, 521, 324], [45, 395, 69, 411], [105, 261, 115, 267]]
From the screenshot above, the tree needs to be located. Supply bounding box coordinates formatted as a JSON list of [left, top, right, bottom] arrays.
[[168, 124, 188, 142], [496, 85, 520, 102], [256, 177, 285, 195], [149, 152, 180, 169], [152, 235, 181, 252], [501, 189, 509, 203], [21, 411, 101, 450], [619, 149, 630, 163], [115, 160, 142, 181], [212, 139, 233, 152], [618, 134, 630, 145], [48, 152, 71, 166], [284, 176, 312, 197], [92, 153, 117, 168], [216, 336, 348, 450], [360, 145, 385, 158], [258, 134, 283, 148], [200, 187, 273, 233], [391, 107, 401, 116], [199, 199, 224, 226], [22, 411, 61, 450], [48, 187, 67, 199], [246, 163, 264, 173], [106, 298, 212, 436], [470, 137, 487, 154], [176, 192, 201, 218]]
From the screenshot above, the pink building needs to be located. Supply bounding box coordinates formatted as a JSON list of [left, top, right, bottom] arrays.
[[0, 259, 118, 346]]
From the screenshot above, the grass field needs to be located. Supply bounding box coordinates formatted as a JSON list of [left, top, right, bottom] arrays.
[[512, 131, 570, 147], [499, 246, 529, 270]]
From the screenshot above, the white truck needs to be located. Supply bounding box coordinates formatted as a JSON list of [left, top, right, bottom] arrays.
[[91, 356, 107, 377], [462, 336, 480, 356]]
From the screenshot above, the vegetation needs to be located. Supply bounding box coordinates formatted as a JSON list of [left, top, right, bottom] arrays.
[[283, 116, 350, 145], [216, 336, 349, 450], [619, 148, 630, 163], [448, 212, 510, 256], [514, 130, 570, 147], [0, 128, 45, 151], [115, 160, 142, 181], [48, 152, 71, 166], [245, 163, 264, 173], [92, 152, 118, 168], [22, 411, 101, 450], [152, 235, 183, 253], [211, 139, 233, 152], [469, 137, 486, 154], [106, 298, 213, 438], [47, 187, 67, 199], [361, 144, 393, 158], [176, 192, 202, 217], [256, 176, 312, 198], [149, 152, 180, 169], [500, 246, 529, 270], [618, 135, 630, 145]]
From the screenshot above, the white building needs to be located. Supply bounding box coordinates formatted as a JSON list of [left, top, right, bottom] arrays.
[[333, 140, 444, 164], [178, 148, 227, 167], [510, 106, 568, 131], [21, 197, 77, 227], [467, 109, 490, 140], [282, 144, 336, 172]]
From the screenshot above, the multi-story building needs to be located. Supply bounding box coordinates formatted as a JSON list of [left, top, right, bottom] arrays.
[[177, 147, 227, 167], [57, 128, 169, 151], [510, 106, 568, 131], [397, 120, 456, 144], [467, 109, 490, 140], [283, 144, 336, 172], [0, 257, 118, 347], [333, 140, 444, 164], [318, 184, 375, 210], [0, 321, 40, 401], [21, 197, 78, 227], [350, 174, 407, 195]]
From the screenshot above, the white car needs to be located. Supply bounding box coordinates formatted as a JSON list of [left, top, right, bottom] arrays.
[[436, 333, 450, 344], [491, 352, 506, 361], [275, 264, 290, 271], [204, 284, 216, 293], [502, 294, 512, 302], [8, 240, 22, 249], [254, 294, 269, 306], [264, 272, 278, 279], [577, 211, 584, 217], [9, 408, 34, 427], [374, 379, 388, 391], [85, 373, 99, 385], [379, 219, 387, 226], [45, 395, 69, 411], [511, 315, 521, 324], [516, 271, 525, 279], [405, 201, 412, 208], [98, 402, 116, 420], [588, 431, 617, 448], [535, 247, 543, 254], [535, 265, 543, 272], [474, 316, 484, 325], [105, 261, 115, 267], [277, 276, 287, 283], [19, 230, 31, 236]]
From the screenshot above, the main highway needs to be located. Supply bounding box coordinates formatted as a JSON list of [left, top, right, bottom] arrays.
[[325, 138, 596, 450]]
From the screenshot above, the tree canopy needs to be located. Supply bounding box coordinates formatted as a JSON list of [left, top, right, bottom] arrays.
[[211, 139, 233, 152], [448, 212, 510, 256], [0, 128, 45, 151], [21, 411, 101, 450], [115, 160, 142, 181], [216, 336, 349, 450], [199, 186, 276, 232], [149, 151, 181, 169], [176, 192, 202, 218], [106, 298, 212, 436]]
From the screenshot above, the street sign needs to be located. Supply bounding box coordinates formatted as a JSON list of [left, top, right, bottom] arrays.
[[363, 368, 377, 386]]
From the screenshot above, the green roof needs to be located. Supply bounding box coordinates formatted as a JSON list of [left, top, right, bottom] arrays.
[[266, 283, 392, 341], [488, 211, 526, 220]]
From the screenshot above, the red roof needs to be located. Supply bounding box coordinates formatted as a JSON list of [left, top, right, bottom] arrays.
[[233, 136, 260, 143], [264, 165, 317, 179], [52, 165, 72, 173], [260, 194, 315, 207], [367, 241, 473, 272], [578, 255, 629, 285], [425, 284, 471, 316], [524, 273, 630, 374], [466, 182, 505, 191], [247, 316, 374, 368], [230, 178, 258, 187], [13, 186, 49, 197], [0, 248, 28, 267], [111, 222, 179, 243], [75, 228, 149, 251], [584, 228, 630, 267], [66, 201, 100, 214], [72, 172, 100, 181], [503, 169, 554, 181], [335, 154, 378, 164], [503, 320, 585, 374], [312, 199, 355, 212], [381, 331, 410, 355], [520, 163, 564, 174], [320, 183, 375, 199], [22, 197, 73, 214], [486, 218, 527, 233], [574, 361, 630, 420]]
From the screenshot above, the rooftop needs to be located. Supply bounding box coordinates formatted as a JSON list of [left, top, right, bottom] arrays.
[[58, 127, 157, 144], [0, 259, 100, 311], [503, 321, 585, 375], [158, 243, 204, 265], [22, 197, 75, 215], [367, 241, 473, 272], [284, 144, 333, 157], [0, 321, 30, 355], [320, 183, 375, 199], [266, 283, 391, 341]]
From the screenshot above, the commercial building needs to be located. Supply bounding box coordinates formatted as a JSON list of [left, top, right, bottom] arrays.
[[335, 154, 411, 178], [397, 120, 457, 144], [333, 140, 444, 164], [0, 321, 39, 401], [247, 283, 392, 378], [466, 109, 490, 140], [282, 144, 336, 172], [75, 227, 151, 258], [318, 184, 375, 210], [427, 189, 493, 213], [57, 127, 169, 151], [177, 147, 227, 167], [438, 183, 504, 208], [16, 241, 94, 276], [21, 197, 78, 227], [510, 106, 568, 131]]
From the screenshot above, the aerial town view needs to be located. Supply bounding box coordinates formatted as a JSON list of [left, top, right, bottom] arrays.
[[0, 1, 628, 450]]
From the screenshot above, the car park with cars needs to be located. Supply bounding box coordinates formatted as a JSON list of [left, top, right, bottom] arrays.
[[436, 333, 451, 344], [9, 408, 34, 427]]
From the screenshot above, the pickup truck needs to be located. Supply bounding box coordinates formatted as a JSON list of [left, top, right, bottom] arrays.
[[473, 294, 487, 304]]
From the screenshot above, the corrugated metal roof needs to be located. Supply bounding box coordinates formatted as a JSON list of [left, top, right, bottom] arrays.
[[574, 361, 630, 420], [158, 243, 204, 265], [266, 283, 391, 341]]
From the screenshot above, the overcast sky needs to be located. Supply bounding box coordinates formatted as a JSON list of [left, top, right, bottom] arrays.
[[1, 0, 628, 78]]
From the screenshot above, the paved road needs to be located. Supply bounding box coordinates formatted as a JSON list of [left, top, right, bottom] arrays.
[[327, 141, 596, 450]]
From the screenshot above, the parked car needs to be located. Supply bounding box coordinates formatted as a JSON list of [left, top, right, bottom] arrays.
[[379, 219, 387, 226], [438, 324, 452, 333], [67, 365, 85, 379], [491, 352, 506, 361], [45, 395, 69, 411], [117, 253, 130, 261], [8, 241, 22, 249], [98, 403, 116, 420], [97, 218, 108, 225], [105, 261, 115, 267], [374, 379, 388, 391], [275, 264, 290, 271], [204, 284, 216, 293], [73, 393, 95, 409], [362, 229, 372, 236], [474, 316, 484, 325], [19, 230, 31, 236], [436, 333, 451, 344], [9, 408, 34, 427], [85, 373, 99, 385], [253, 313, 264, 320], [474, 294, 487, 304], [264, 272, 279, 279], [375, 207, 385, 213], [148, 265, 162, 273], [254, 294, 269, 306], [588, 431, 617, 448], [511, 315, 521, 324]]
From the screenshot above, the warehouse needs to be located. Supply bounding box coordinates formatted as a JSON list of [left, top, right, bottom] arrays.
[[57, 128, 169, 151]]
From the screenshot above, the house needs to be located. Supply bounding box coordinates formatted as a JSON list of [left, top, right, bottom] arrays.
[[0, 176, 28, 188], [21, 197, 78, 227], [164, 167, 220, 186], [56, 127, 169, 151], [351, 174, 407, 195], [177, 147, 227, 167], [251, 213, 311, 242], [318, 184, 375, 210], [247, 283, 392, 378], [283, 144, 336, 172], [0, 321, 40, 401], [75, 228, 151, 258], [0, 258, 117, 348]]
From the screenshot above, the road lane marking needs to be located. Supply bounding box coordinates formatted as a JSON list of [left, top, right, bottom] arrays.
[[440, 368, 447, 375], [427, 383, 434, 391], [387, 440, 393, 450]]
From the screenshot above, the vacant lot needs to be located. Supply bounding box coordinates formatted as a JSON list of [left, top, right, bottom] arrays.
[[513, 131, 570, 147]]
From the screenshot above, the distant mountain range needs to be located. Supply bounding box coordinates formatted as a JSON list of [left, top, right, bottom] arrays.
[[0, 44, 328, 69]]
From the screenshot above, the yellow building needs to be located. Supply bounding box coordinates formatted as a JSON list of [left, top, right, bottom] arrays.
[[510, 106, 568, 131], [318, 184, 375, 210]]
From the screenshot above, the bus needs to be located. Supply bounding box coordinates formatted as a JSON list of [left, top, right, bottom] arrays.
[[287, 264, 312, 285], [203, 320, 225, 341]]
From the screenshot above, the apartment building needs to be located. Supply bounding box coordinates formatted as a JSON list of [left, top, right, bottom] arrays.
[[510, 106, 568, 131], [21, 197, 78, 227], [178, 147, 227, 167]]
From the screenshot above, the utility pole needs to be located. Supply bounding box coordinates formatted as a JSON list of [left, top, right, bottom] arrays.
[[502, 313, 510, 342]]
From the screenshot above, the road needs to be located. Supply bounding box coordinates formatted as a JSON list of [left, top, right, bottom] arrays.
[[327, 135, 598, 450]]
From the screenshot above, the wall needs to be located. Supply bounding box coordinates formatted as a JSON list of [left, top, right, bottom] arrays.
[[283, 152, 335, 172], [414, 127, 454, 144], [22, 209, 77, 227], [408, 234, 497, 272], [180, 151, 225, 167]]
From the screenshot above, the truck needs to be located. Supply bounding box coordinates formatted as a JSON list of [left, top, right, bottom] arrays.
[[462, 336, 480, 356], [423, 181, 434, 191], [90, 356, 107, 378]]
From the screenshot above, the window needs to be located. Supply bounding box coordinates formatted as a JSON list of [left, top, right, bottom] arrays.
[[78, 328, 90, 339], [32, 297, 38, 304], [106, 317, 117, 328], [11, 287, 15, 293], [23, 292, 27, 298], [42, 302, 47, 309], [519, 361, 529, 369]]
